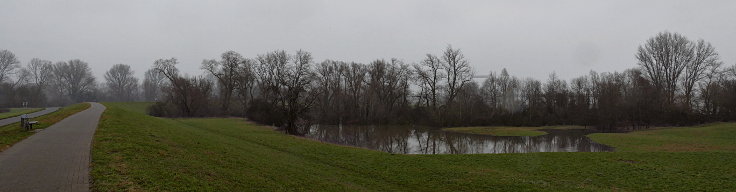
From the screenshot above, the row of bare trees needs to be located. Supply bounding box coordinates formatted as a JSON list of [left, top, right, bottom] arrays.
[[187, 32, 734, 133], [145, 33, 736, 134], [447, 32, 731, 129], [0, 51, 99, 107], [145, 51, 318, 134], [2, 31, 735, 134], [0, 49, 149, 107]]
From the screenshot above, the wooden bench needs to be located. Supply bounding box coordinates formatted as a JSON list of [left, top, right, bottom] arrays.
[[19, 115, 38, 131], [27, 121, 38, 129]]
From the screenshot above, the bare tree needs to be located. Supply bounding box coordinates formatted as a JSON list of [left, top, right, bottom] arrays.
[[104, 64, 139, 101], [152, 58, 188, 114], [636, 32, 693, 105], [481, 71, 500, 111], [520, 78, 543, 123], [0, 50, 20, 83], [47, 62, 68, 105], [315, 60, 346, 123], [12, 69, 32, 88], [202, 51, 244, 115], [497, 69, 521, 112], [152, 58, 213, 117], [365, 59, 412, 123], [234, 58, 256, 116], [570, 75, 592, 124], [342, 62, 367, 121], [52, 60, 97, 103], [246, 51, 291, 125], [413, 54, 443, 109], [153, 58, 180, 81], [441, 45, 472, 106], [26, 58, 53, 89], [681, 40, 720, 110], [249, 50, 318, 133], [255, 50, 289, 105], [544, 73, 569, 124], [143, 68, 165, 101], [281, 50, 317, 134]]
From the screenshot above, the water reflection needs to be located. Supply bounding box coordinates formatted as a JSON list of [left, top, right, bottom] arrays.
[[305, 125, 614, 154]]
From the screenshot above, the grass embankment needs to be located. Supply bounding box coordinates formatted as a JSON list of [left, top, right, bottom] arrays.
[[588, 123, 736, 152], [0, 103, 91, 151], [443, 125, 585, 136], [92, 102, 736, 191], [0, 108, 44, 119]]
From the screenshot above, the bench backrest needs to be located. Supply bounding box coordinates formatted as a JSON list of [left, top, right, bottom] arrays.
[[20, 114, 29, 129]]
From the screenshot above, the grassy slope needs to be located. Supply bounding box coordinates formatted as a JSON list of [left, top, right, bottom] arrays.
[[588, 122, 736, 152], [0, 103, 91, 151], [92, 102, 736, 191], [443, 126, 585, 136], [0, 108, 43, 119]]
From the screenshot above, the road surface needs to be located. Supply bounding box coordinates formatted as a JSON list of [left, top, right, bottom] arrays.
[[0, 103, 105, 192]]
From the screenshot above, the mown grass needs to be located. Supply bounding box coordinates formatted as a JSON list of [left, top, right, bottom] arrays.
[[443, 125, 585, 136], [91, 102, 736, 191], [112, 102, 153, 115], [0, 108, 43, 120], [0, 103, 91, 151], [588, 122, 736, 152]]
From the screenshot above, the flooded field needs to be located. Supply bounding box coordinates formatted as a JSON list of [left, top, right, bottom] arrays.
[[305, 125, 614, 154]]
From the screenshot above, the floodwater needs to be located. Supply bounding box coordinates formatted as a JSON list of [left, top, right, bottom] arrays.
[[304, 125, 614, 154]]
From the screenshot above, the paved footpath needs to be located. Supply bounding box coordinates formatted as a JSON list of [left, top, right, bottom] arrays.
[[0, 103, 105, 192], [0, 107, 60, 127]]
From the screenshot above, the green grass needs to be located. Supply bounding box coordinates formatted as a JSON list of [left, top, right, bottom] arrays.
[[91, 102, 736, 191], [443, 125, 585, 136], [110, 102, 153, 114], [0, 108, 43, 119], [0, 103, 91, 151], [588, 122, 736, 152]]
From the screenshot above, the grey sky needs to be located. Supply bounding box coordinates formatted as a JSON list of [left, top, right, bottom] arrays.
[[1, 0, 734, 81]]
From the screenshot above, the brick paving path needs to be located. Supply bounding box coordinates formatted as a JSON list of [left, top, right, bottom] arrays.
[[0, 103, 105, 192]]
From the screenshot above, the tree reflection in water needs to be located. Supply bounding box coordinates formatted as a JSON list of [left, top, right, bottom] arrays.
[[305, 125, 613, 154]]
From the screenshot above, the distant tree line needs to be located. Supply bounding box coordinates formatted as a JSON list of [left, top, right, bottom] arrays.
[[1, 31, 735, 134], [0, 54, 100, 107], [143, 32, 736, 134]]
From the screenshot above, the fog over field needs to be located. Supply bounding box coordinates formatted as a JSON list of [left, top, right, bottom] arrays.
[[1, 0, 734, 80]]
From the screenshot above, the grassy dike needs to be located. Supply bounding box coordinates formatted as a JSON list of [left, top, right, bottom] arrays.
[[588, 123, 736, 152], [0, 103, 91, 151], [91, 102, 736, 191]]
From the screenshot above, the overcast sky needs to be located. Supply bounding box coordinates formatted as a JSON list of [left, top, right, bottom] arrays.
[[1, 0, 734, 81]]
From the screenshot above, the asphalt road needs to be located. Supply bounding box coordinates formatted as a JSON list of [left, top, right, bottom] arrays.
[[0, 103, 105, 192]]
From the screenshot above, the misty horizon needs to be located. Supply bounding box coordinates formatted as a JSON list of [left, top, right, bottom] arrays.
[[2, 0, 735, 81]]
